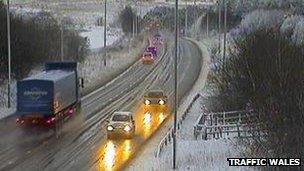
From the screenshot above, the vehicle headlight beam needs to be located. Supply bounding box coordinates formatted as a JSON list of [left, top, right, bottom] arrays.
[[124, 125, 132, 132], [107, 125, 114, 131], [145, 99, 151, 105], [159, 99, 165, 105]]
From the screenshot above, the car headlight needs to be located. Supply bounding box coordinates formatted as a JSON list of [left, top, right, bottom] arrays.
[[107, 125, 114, 131], [124, 125, 132, 132], [159, 99, 165, 105], [145, 99, 151, 105]]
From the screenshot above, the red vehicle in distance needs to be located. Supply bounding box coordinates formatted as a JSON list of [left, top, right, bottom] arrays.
[[141, 52, 155, 65]]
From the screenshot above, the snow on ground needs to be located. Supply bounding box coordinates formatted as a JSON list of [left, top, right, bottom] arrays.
[[127, 96, 256, 171], [158, 96, 254, 171], [10, 1, 124, 27], [80, 26, 122, 50], [0, 81, 17, 119], [10, 7, 44, 15], [78, 35, 147, 95]]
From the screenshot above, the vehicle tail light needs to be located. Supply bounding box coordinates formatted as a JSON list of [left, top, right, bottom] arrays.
[[69, 108, 74, 114], [46, 117, 56, 124]]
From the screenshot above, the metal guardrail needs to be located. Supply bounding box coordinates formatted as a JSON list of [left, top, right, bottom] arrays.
[[193, 109, 263, 140], [155, 93, 202, 158]]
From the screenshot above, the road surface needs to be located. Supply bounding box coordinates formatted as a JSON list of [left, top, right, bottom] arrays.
[[0, 37, 202, 171]]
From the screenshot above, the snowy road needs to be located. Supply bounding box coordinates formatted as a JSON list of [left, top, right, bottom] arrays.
[[0, 38, 202, 171]]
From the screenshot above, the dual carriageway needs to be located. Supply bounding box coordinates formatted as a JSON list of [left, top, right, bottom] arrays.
[[0, 36, 203, 171]]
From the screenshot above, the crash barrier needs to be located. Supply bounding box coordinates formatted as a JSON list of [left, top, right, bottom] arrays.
[[155, 93, 202, 158], [193, 110, 264, 140]]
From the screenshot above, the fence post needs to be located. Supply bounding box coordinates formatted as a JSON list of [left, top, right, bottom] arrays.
[[237, 123, 240, 137], [223, 112, 226, 125], [215, 117, 218, 139], [220, 126, 222, 138], [210, 113, 213, 126], [211, 114, 215, 139], [203, 126, 207, 140], [194, 126, 198, 140], [226, 112, 229, 136], [257, 124, 261, 138]]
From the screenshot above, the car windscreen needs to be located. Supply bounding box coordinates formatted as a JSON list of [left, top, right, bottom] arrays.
[[112, 114, 130, 122], [147, 92, 163, 97], [144, 54, 152, 58]]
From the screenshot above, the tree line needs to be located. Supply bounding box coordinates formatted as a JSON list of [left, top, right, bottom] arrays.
[[0, 2, 88, 81], [212, 8, 304, 163]]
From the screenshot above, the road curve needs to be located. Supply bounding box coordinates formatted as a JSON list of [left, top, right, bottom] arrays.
[[0, 38, 202, 171]]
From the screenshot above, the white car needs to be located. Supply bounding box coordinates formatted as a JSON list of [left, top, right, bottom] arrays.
[[106, 111, 135, 139]]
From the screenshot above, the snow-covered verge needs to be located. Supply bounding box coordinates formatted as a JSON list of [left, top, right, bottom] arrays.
[[129, 97, 252, 171], [80, 35, 147, 95], [80, 26, 122, 50], [0, 82, 16, 119], [127, 91, 256, 171], [157, 139, 248, 171], [126, 94, 253, 171]]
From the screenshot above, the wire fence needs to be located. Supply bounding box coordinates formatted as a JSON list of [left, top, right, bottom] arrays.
[[193, 109, 266, 141]]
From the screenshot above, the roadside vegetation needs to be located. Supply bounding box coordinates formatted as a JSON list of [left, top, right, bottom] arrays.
[[0, 2, 88, 81], [143, 6, 205, 31], [208, 2, 304, 165], [119, 6, 142, 35]]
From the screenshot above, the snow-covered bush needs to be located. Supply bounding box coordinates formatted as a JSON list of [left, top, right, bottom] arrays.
[[214, 8, 304, 160], [227, 0, 304, 16], [143, 5, 204, 31], [292, 18, 304, 45], [232, 9, 284, 39], [280, 15, 303, 36]]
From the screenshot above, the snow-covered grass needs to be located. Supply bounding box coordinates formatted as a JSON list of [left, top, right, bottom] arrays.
[[156, 140, 251, 171], [79, 35, 146, 95], [0, 81, 17, 118], [80, 26, 122, 50], [127, 96, 255, 171]]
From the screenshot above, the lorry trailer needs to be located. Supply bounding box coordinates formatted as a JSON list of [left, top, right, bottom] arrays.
[[16, 62, 82, 127]]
